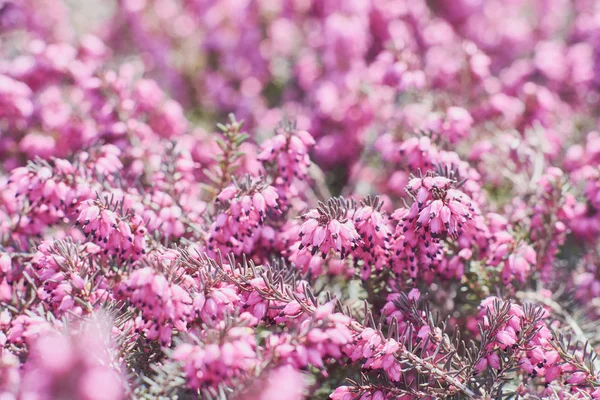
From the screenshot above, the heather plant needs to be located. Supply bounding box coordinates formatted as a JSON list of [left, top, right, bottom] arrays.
[[2, 1, 600, 399]]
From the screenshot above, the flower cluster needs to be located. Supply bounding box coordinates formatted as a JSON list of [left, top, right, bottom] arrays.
[[76, 199, 147, 261], [404, 173, 475, 239], [258, 126, 316, 188], [267, 303, 355, 370], [208, 178, 280, 255], [291, 198, 360, 274], [118, 266, 192, 346], [353, 197, 392, 280], [475, 297, 600, 397], [17, 315, 126, 400], [173, 323, 258, 390]]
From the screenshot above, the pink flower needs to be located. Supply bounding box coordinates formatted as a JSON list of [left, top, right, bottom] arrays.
[[567, 371, 589, 385], [330, 386, 353, 400], [18, 315, 125, 400], [293, 198, 360, 273]]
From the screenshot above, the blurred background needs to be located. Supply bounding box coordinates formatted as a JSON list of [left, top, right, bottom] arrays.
[[1, 0, 599, 191]]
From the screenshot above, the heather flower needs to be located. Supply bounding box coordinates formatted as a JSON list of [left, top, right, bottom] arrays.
[[330, 386, 394, 400], [403, 172, 475, 239], [390, 206, 445, 279], [6, 314, 58, 346], [208, 177, 279, 256], [350, 328, 403, 381], [241, 365, 307, 400], [389, 170, 479, 279], [18, 315, 126, 400], [500, 243, 536, 284], [440, 107, 473, 143], [194, 282, 241, 324], [173, 323, 258, 390], [76, 197, 146, 261], [0, 349, 19, 396], [476, 297, 566, 383], [293, 198, 360, 274], [487, 222, 537, 284], [118, 266, 192, 346], [2, 159, 94, 240], [0, 74, 33, 121], [352, 196, 392, 279], [267, 303, 354, 369], [31, 240, 102, 317], [258, 126, 315, 187]]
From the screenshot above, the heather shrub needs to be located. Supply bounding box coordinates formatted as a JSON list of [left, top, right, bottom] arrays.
[[2, 1, 600, 399]]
